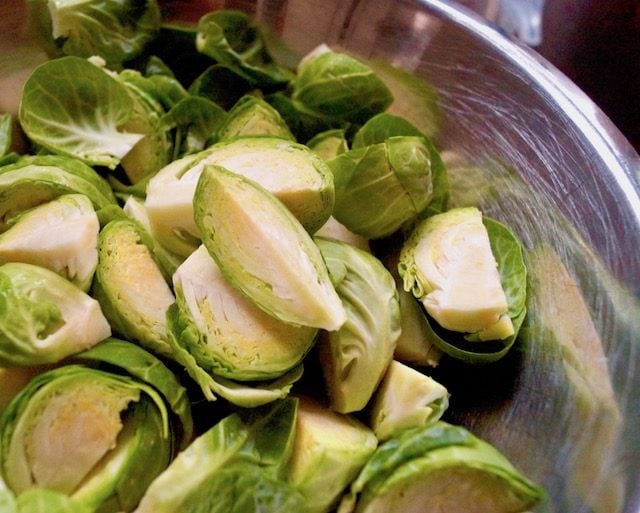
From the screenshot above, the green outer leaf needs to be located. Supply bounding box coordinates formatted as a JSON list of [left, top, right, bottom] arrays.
[[136, 399, 299, 513], [196, 10, 293, 87], [72, 338, 193, 449], [46, 0, 161, 68], [189, 64, 253, 111], [341, 421, 544, 513], [0, 476, 16, 513], [194, 165, 345, 331], [0, 114, 11, 157], [315, 237, 401, 413], [19, 56, 144, 169], [166, 303, 304, 407], [91, 218, 175, 359], [265, 93, 336, 144], [292, 50, 393, 124]]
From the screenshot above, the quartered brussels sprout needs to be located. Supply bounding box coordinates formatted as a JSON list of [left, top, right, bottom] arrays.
[[145, 136, 336, 256], [14, 488, 91, 513], [167, 245, 315, 405], [315, 237, 400, 413], [0, 339, 192, 513], [136, 398, 304, 513], [292, 46, 393, 125], [30, 0, 161, 68], [328, 136, 436, 239], [0, 263, 111, 366], [194, 165, 345, 331], [0, 194, 99, 291], [0, 155, 116, 232], [92, 218, 175, 359], [398, 207, 527, 362], [339, 422, 545, 513], [369, 360, 449, 441], [314, 217, 370, 253], [19, 57, 145, 170], [287, 396, 378, 513], [196, 10, 293, 87], [306, 129, 349, 161], [216, 95, 295, 142]]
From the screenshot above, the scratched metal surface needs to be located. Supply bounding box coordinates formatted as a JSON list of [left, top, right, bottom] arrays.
[[1, 1, 639, 512]]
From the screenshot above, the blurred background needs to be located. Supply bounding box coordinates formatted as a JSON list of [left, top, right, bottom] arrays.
[[456, 0, 640, 153]]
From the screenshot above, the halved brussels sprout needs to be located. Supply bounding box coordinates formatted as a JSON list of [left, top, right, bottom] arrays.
[[287, 396, 378, 513], [369, 360, 449, 441], [216, 95, 295, 142], [194, 165, 345, 331], [292, 47, 393, 125], [19, 57, 145, 169], [171, 245, 317, 381], [136, 398, 304, 513], [145, 136, 335, 256], [196, 10, 293, 87], [398, 207, 527, 362], [0, 339, 192, 513], [0, 194, 99, 291], [0, 114, 11, 158], [31, 0, 161, 68], [315, 237, 400, 413], [92, 219, 175, 359], [0, 263, 110, 366], [328, 136, 436, 239], [15, 488, 90, 513], [0, 155, 116, 232], [339, 422, 545, 513], [306, 129, 349, 161]]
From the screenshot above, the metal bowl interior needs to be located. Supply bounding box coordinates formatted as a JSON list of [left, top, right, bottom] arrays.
[[1, 1, 639, 512]]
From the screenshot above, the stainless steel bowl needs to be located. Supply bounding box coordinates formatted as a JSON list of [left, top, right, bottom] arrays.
[[1, 1, 639, 512]]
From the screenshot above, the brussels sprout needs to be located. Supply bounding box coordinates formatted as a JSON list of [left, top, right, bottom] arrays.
[[19, 57, 145, 169], [0, 155, 116, 232], [398, 207, 527, 362], [328, 136, 436, 239], [0, 476, 14, 512], [0, 339, 191, 513], [194, 165, 345, 331], [0, 194, 99, 291], [171, 245, 317, 381], [136, 399, 304, 513], [92, 219, 175, 359], [0, 263, 111, 366], [369, 361, 449, 441], [339, 422, 545, 513], [292, 47, 393, 125], [196, 10, 293, 87], [216, 95, 295, 142], [351, 113, 449, 212], [31, 0, 161, 68], [306, 129, 349, 161], [146, 136, 336, 256], [287, 396, 378, 513], [315, 237, 400, 413]]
